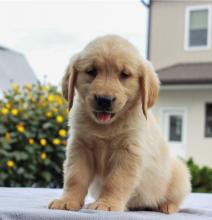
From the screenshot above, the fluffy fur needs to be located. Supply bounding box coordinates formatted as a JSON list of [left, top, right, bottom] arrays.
[[48, 35, 191, 214]]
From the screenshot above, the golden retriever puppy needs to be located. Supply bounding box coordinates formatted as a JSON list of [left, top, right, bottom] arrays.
[[48, 35, 191, 214]]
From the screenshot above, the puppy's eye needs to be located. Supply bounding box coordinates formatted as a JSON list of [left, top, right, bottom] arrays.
[[85, 67, 97, 78], [119, 71, 130, 80]]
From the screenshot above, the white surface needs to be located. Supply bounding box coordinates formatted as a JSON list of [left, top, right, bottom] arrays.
[[0, 188, 212, 220]]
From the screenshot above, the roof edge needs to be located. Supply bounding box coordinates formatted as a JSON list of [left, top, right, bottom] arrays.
[[0, 45, 23, 56], [156, 62, 212, 73], [161, 79, 212, 85]]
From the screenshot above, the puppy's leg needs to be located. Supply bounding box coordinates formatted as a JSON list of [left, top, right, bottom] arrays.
[[49, 146, 94, 211], [157, 158, 191, 214], [88, 148, 141, 211]]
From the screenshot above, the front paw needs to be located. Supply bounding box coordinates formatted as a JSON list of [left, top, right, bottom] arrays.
[[157, 203, 179, 214], [48, 198, 82, 211], [87, 199, 124, 211]]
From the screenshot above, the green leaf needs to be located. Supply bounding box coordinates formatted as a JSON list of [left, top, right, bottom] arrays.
[[0, 125, 7, 134], [41, 171, 52, 182]]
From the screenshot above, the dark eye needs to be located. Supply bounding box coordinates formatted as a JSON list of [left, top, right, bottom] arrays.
[[85, 67, 97, 78], [119, 71, 130, 80]]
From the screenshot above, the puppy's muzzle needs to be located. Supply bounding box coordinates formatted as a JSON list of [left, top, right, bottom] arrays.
[[95, 95, 116, 111]]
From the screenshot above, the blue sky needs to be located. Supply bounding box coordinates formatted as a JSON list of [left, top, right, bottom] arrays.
[[0, 0, 148, 85]]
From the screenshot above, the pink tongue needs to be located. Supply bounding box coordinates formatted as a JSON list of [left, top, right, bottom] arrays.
[[97, 113, 111, 122]]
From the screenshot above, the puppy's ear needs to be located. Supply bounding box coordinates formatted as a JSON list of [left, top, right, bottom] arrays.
[[62, 54, 79, 111], [139, 61, 160, 119]]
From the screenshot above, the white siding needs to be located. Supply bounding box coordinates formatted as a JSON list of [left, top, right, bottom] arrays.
[[153, 88, 212, 167], [150, 1, 212, 70]]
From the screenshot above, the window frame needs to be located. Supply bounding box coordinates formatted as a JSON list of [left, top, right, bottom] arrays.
[[205, 103, 212, 138], [184, 5, 212, 51]]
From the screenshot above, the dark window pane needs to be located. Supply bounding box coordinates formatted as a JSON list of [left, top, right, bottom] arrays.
[[205, 103, 212, 137], [169, 115, 182, 142], [189, 29, 207, 46]]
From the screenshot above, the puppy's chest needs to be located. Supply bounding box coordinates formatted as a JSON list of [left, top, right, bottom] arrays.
[[91, 139, 114, 176]]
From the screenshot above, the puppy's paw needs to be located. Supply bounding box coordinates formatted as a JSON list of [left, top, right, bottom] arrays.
[[157, 203, 179, 214], [87, 199, 124, 211], [48, 198, 82, 211]]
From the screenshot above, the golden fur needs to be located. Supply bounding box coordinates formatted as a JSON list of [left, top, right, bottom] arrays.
[[48, 35, 191, 214]]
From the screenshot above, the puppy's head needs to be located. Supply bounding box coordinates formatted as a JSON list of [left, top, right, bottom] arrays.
[[62, 35, 159, 124]]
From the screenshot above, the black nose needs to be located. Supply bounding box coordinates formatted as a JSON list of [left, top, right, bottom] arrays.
[[95, 95, 116, 111]]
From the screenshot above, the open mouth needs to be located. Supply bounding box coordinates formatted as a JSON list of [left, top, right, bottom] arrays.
[[94, 111, 115, 123]]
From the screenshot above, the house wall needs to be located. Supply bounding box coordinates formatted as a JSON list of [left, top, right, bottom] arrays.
[[149, 0, 212, 70], [153, 88, 212, 167]]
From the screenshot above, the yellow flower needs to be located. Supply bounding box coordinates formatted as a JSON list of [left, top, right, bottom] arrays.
[[1, 107, 9, 115], [41, 85, 49, 91], [16, 124, 25, 133], [41, 101, 47, 107], [7, 160, 14, 168], [53, 108, 58, 113], [40, 152, 47, 160], [12, 83, 20, 92], [11, 108, 18, 116], [47, 95, 54, 102], [56, 115, 64, 123], [5, 132, 10, 142], [40, 138, 47, 146], [45, 111, 53, 118], [55, 95, 64, 105], [58, 129, 67, 137], [28, 138, 35, 145], [6, 103, 11, 109], [24, 83, 32, 90], [53, 138, 61, 145]]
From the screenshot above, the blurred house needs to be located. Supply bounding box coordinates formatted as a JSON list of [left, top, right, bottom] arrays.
[[0, 46, 37, 96], [148, 0, 212, 166]]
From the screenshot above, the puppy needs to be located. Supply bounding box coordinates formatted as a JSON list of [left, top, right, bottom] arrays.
[[49, 35, 191, 214]]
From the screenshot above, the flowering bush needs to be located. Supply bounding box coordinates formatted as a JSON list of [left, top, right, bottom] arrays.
[[0, 83, 68, 187]]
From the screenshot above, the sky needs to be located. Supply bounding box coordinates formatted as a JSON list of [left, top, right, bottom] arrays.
[[0, 0, 148, 85]]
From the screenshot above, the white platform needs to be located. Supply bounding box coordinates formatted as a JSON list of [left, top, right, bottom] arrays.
[[0, 188, 212, 220]]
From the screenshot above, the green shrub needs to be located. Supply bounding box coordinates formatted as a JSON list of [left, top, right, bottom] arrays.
[[0, 83, 68, 187], [187, 158, 212, 193]]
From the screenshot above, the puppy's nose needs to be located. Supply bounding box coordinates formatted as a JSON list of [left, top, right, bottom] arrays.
[[95, 95, 116, 111]]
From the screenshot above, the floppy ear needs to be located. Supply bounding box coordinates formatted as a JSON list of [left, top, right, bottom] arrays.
[[62, 54, 79, 111], [139, 61, 160, 119]]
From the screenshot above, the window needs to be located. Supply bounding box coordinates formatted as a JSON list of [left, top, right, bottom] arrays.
[[205, 103, 212, 137], [169, 115, 183, 142], [185, 5, 211, 50]]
